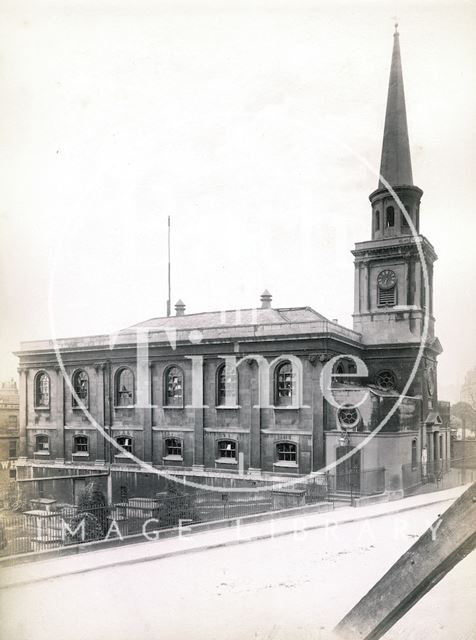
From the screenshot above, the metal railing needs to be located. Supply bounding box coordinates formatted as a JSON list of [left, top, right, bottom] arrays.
[[0, 466, 397, 559], [0, 481, 331, 559]]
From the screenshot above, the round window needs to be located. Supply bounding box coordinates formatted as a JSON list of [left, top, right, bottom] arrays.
[[338, 405, 360, 429], [376, 370, 396, 391]]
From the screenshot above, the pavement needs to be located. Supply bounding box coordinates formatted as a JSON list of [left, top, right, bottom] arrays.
[[0, 484, 468, 591]]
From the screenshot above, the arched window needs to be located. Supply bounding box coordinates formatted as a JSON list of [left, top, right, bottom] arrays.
[[401, 204, 410, 227], [216, 362, 238, 406], [385, 206, 395, 227], [35, 434, 49, 452], [333, 358, 357, 376], [73, 435, 89, 453], [72, 370, 89, 407], [276, 442, 297, 463], [116, 435, 133, 453], [116, 368, 134, 407], [164, 437, 183, 458], [374, 210, 380, 231], [35, 372, 50, 408], [275, 361, 294, 406], [165, 366, 184, 407], [411, 439, 417, 470], [217, 439, 237, 460], [332, 358, 357, 387]]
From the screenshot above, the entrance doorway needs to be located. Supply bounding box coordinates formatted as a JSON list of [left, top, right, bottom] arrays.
[[335, 446, 361, 493], [433, 431, 439, 462]]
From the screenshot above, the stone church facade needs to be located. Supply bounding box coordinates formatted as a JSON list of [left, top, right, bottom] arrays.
[[15, 29, 449, 498]]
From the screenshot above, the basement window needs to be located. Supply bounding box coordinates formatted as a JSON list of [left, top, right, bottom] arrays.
[[276, 442, 297, 463], [217, 440, 237, 460]]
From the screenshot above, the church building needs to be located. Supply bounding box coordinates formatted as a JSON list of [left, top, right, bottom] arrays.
[[15, 29, 449, 501]]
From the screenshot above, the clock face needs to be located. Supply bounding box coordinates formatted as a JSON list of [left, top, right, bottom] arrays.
[[377, 269, 397, 290]]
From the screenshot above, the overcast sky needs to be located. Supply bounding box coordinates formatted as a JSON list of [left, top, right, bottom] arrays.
[[0, 0, 475, 403]]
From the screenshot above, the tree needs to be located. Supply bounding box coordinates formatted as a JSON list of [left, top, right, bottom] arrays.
[[451, 402, 476, 436], [66, 481, 108, 543]]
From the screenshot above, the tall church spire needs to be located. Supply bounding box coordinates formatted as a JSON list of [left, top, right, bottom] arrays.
[[378, 24, 413, 188]]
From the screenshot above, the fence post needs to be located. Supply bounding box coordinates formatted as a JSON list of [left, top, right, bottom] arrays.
[[107, 473, 113, 506]]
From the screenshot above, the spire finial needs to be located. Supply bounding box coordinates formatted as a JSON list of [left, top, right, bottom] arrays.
[[394, 22, 399, 35]]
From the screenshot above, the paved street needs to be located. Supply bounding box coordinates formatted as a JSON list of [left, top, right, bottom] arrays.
[[1, 490, 474, 640]]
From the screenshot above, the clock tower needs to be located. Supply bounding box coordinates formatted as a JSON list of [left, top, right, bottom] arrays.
[[352, 26, 442, 417], [353, 26, 438, 349]]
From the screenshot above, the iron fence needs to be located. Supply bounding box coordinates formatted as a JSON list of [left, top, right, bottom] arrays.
[[0, 466, 390, 560], [0, 480, 331, 559]]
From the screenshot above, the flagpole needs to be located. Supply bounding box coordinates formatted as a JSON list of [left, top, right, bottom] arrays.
[[167, 215, 171, 317]]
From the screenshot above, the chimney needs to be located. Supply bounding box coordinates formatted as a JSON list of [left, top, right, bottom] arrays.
[[175, 299, 186, 316], [260, 290, 272, 309]]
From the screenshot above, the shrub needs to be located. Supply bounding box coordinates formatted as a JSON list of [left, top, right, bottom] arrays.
[[65, 512, 105, 544], [72, 481, 108, 538], [159, 482, 200, 529]]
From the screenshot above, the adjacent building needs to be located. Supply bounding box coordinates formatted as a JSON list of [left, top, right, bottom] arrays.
[[460, 367, 476, 409], [15, 28, 449, 500], [0, 380, 19, 490]]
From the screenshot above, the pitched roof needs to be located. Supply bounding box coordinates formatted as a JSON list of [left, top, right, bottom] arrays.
[[126, 306, 328, 332]]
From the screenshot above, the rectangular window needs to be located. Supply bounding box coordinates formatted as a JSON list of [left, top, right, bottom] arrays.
[[35, 435, 49, 452], [276, 442, 297, 463], [218, 441, 236, 459], [73, 436, 88, 453], [116, 436, 133, 453], [9, 439, 17, 458], [165, 438, 182, 457], [8, 415, 17, 428]]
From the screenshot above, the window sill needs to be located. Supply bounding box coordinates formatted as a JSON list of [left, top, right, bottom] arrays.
[[114, 406, 135, 410], [34, 451, 50, 456], [72, 452, 89, 457], [34, 406, 50, 412], [163, 405, 185, 410], [72, 405, 89, 411], [215, 405, 241, 410], [114, 453, 133, 459], [163, 455, 183, 462], [273, 406, 300, 411], [215, 458, 237, 465], [273, 461, 298, 468]]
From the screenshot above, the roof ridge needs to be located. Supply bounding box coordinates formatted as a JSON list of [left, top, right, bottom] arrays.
[[127, 305, 319, 329]]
